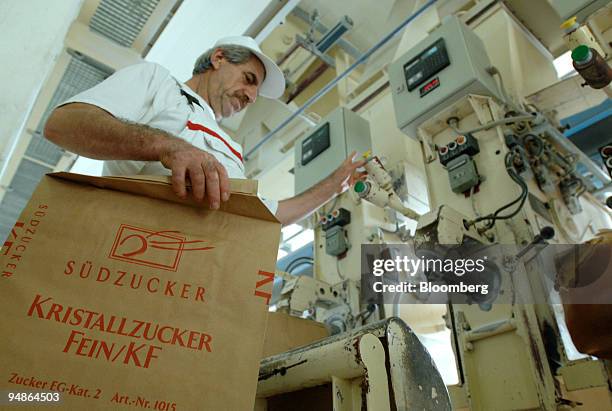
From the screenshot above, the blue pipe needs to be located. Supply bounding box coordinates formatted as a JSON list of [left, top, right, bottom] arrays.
[[244, 0, 439, 160]]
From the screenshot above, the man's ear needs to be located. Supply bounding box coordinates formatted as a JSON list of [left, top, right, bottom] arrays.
[[211, 48, 225, 70]]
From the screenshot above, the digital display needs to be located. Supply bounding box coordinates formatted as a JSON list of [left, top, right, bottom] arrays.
[[301, 123, 330, 166], [403, 38, 450, 92], [419, 77, 440, 97], [424, 46, 438, 57]]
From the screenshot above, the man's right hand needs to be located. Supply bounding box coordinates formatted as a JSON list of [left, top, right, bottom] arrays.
[[159, 139, 230, 209], [44, 103, 230, 208]]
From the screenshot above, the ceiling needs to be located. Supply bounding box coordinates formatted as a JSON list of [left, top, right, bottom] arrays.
[[145, 0, 274, 81]]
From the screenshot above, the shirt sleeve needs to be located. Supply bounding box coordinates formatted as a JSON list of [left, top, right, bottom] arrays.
[[60, 62, 169, 122]]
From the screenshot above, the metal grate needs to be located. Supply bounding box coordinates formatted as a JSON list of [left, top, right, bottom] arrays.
[[90, 0, 161, 47], [26, 55, 113, 165], [1, 56, 112, 242], [0, 160, 51, 242]]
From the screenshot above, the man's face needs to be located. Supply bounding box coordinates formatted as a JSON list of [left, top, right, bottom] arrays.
[[207, 51, 265, 119]]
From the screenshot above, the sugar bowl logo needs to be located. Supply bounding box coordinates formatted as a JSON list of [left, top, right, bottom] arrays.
[[108, 224, 214, 271]]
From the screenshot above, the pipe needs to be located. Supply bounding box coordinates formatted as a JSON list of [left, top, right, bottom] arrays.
[[257, 318, 451, 410], [286, 61, 329, 104], [291, 6, 361, 59], [450, 114, 536, 135], [276, 41, 300, 66], [531, 123, 611, 185], [463, 319, 517, 345], [244, 0, 439, 160], [593, 183, 612, 197]]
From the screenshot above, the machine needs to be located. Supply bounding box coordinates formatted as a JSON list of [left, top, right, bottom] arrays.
[[258, 11, 612, 411], [293, 107, 372, 194]]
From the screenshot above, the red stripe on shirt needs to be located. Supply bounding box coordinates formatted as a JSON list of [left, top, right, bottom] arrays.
[[186, 121, 243, 163]]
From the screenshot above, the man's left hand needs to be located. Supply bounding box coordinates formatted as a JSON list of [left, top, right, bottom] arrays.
[[326, 151, 367, 195]]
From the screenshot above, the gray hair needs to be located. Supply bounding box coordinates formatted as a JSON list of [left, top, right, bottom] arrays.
[[193, 45, 254, 75]]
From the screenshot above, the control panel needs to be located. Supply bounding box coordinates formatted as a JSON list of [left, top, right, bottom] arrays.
[[404, 38, 450, 92], [301, 123, 330, 166], [439, 134, 481, 194], [388, 16, 501, 138], [294, 107, 372, 194], [438, 133, 480, 166]]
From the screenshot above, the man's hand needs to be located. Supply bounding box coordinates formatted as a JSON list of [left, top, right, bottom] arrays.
[[325, 151, 367, 195], [159, 139, 230, 209], [44, 103, 230, 209], [274, 151, 367, 226]]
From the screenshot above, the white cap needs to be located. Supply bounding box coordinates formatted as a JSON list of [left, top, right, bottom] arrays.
[[214, 36, 285, 99]]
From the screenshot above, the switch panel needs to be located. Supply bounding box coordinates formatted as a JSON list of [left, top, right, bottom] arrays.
[[447, 154, 480, 193], [438, 133, 480, 166], [325, 225, 348, 256], [321, 208, 351, 231]]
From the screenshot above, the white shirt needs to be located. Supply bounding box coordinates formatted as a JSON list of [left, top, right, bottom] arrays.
[[62, 62, 277, 214]]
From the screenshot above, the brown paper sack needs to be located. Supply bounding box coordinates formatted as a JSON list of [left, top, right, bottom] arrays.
[[0, 173, 280, 410]]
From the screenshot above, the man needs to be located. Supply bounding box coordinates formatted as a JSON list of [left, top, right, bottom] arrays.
[[44, 36, 364, 226]]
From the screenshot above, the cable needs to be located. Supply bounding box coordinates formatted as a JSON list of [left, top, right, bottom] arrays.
[[466, 151, 529, 230], [486, 152, 529, 224], [523, 134, 544, 157], [486, 66, 525, 113], [336, 258, 345, 281], [287, 261, 314, 274], [470, 184, 481, 219], [447, 115, 535, 136], [284, 256, 314, 274], [320, 196, 339, 220]]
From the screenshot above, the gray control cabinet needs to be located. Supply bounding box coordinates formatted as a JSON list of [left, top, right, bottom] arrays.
[[388, 16, 501, 139], [294, 107, 372, 194]]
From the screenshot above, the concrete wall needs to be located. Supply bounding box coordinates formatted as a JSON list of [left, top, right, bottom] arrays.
[[0, 0, 83, 176]]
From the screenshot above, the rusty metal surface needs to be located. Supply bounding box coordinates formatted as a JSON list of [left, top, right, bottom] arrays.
[[386, 319, 452, 411], [258, 317, 451, 409]]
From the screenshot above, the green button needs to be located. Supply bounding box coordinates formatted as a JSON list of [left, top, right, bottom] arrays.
[[354, 181, 366, 193], [571, 45, 590, 63]]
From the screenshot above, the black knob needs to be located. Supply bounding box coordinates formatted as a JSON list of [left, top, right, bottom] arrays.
[[539, 226, 555, 241], [606, 196, 612, 210]]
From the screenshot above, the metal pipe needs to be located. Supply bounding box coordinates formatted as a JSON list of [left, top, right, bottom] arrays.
[[286, 61, 329, 104], [593, 182, 612, 197], [244, 0, 438, 160], [276, 41, 300, 66], [257, 332, 370, 397], [257, 317, 451, 410], [531, 123, 611, 185], [452, 114, 536, 135], [291, 6, 361, 59], [463, 319, 517, 344]]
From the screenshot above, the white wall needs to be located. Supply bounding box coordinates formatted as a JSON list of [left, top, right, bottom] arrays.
[[145, 0, 273, 81], [0, 0, 83, 176]]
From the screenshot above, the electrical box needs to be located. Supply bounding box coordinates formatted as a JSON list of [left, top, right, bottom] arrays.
[[447, 155, 479, 194], [388, 16, 502, 139], [325, 226, 348, 256], [294, 107, 372, 194]]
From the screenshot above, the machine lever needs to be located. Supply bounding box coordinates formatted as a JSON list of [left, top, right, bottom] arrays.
[[515, 226, 555, 259]]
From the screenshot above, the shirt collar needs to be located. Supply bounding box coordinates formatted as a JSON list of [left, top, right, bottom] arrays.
[[180, 83, 217, 120]]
